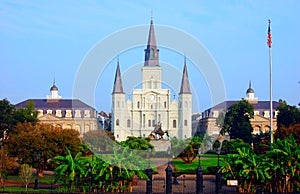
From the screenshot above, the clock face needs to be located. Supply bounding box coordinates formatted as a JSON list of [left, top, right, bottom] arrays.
[[148, 94, 155, 101]]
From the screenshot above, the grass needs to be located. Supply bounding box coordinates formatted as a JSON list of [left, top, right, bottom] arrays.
[[1, 186, 53, 193], [7, 174, 55, 184], [172, 154, 224, 174]]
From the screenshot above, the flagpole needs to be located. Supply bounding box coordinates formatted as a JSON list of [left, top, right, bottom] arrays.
[[268, 19, 273, 145]]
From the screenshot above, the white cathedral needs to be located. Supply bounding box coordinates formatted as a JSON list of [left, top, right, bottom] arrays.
[[111, 20, 192, 141]]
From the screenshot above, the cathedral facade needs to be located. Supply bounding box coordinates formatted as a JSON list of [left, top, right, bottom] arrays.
[[111, 20, 192, 141]]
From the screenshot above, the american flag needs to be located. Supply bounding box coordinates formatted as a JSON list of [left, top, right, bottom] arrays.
[[267, 19, 272, 48]]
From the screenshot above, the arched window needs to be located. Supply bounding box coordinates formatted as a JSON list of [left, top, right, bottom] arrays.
[[127, 119, 131, 128], [116, 119, 120, 126], [148, 120, 151, 127], [184, 120, 188, 126], [152, 120, 155, 127], [137, 101, 140, 109], [65, 124, 72, 130], [173, 120, 177, 128], [164, 101, 167, 109]]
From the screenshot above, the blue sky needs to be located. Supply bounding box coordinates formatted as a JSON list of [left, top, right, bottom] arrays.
[[0, 0, 299, 113]]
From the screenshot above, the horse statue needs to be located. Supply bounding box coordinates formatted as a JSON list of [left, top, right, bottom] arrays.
[[150, 122, 169, 139]]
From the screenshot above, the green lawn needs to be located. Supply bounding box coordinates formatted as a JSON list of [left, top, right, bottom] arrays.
[[7, 174, 55, 184], [1, 186, 53, 193], [172, 154, 224, 174]]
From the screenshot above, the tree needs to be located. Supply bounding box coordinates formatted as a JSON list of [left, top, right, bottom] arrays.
[[0, 99, 38, 141], [276, 99, 300, 129], [171, 136, 205, 164], [83, 130, 115, 152], [19, 164, 32, 192], [120, 136, 153, 150], [53, 147, 88, 192], [96, 148, 148, 192], [220, 99, 254, 143], [266, 135, 300, 193], [0, 99, 16, 140], [13, 100, 38, 124], [4, 122, 82, 170], [213, 140, 221, 151]]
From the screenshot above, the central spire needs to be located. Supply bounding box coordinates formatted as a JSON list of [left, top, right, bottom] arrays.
[[144, 19, 159, 66]]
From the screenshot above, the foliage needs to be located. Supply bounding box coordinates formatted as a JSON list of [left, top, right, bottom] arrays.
[[19, 164, 32, 192], [171, 135, 208, 164], [213, 140, 221, 150], [0, 99, 16, 140], [95, 148, 148, 192], [221, 146, 270, 193], [13, 101, 38, 125], [275, 123, 300, 144], [4, 122, 82, 170], [53, 147, 149, 193], [0, 99, 38, 141], [120, 136, 153, 150], [83, 130, 115, 152], [221, 135, 300, 193], [220, 99, 254, 143], [276, 99, 300, 129], [266, 135, 300, 193], [221, 138, 251, 154], [52, 147, 88, 192]]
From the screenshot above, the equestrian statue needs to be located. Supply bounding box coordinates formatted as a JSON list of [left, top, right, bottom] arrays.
[[150, 122, 169, 139]]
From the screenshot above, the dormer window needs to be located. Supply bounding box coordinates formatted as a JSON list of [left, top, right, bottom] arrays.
[[84, 110, 90, 118], [56, 110, 62, 117], [37, 110, 43, 117], [75, 110, 81, 118], [66, 110, 72, 118], [264, 111, 270, 118]]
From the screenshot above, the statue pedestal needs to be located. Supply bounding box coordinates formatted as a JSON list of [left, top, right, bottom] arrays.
[[150, 139, 171, 152]]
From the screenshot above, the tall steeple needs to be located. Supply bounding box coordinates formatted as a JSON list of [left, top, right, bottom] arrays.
[[144, 19, 159, 66], [179, 57, 191, 94], [112, 60, 124, 94]]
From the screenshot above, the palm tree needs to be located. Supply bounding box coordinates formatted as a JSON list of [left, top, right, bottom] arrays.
[[94, 147, 148, 192], [52, 147, 89, 192], [221, 146, 271, 193], [266, 135, 300, 193]]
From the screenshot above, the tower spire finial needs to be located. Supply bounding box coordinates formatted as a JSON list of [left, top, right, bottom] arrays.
[[144, 18, 159, 66]]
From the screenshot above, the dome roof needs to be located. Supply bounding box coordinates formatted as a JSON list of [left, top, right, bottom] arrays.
[[246, 88, 254, 93], [246, 81, 254, 93], [50, 84, 58, 91]]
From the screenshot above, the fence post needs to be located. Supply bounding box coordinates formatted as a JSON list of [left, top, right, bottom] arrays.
[[146, 166, 153, 194], [165, 162, 172, 194]]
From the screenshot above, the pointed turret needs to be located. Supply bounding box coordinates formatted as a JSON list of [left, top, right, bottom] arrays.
[[179, 58, 191, 94], [112, 61, 124, 94], [144, 19, 159, 66]]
